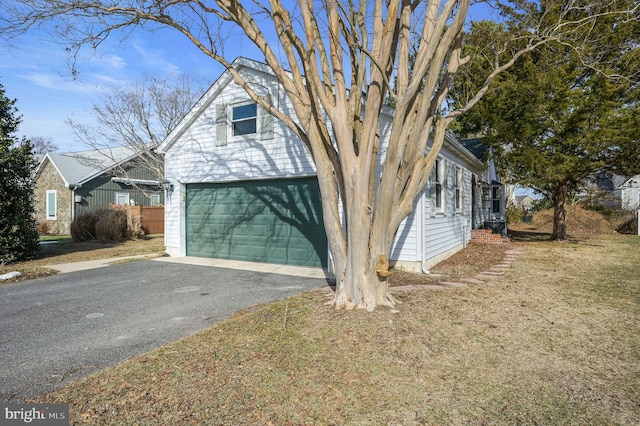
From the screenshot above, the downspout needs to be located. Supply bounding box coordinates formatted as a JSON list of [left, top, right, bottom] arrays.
[[463, 223, 468, 249], [421, 190, 430, 274], [68, 183, 82, 221]]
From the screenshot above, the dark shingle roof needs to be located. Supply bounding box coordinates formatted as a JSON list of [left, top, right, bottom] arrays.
[[458, 138, 488, 161]]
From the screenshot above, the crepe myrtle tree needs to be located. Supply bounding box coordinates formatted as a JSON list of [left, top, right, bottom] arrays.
[[1, 0, 636, 310]]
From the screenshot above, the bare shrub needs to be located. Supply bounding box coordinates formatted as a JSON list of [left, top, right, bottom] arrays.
[[70, 209, 107, 242], [616, 211, 638, 235], [72, 209, 144, 242], [36, 221, 49, 235]]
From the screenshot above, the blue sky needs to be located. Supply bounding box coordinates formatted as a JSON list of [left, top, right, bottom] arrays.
[[0, 4, 500, 154], [0, 26, 229, 153]]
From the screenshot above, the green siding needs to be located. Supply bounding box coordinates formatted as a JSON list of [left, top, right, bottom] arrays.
[[186, 177, 328, 268], [74, 162, 164, 216]]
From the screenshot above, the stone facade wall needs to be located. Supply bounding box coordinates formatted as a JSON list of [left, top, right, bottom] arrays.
[[34, 160, 72, 234]]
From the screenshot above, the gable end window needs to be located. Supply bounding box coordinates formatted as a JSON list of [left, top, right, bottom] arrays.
[[46, 190, 57, 220], [232, 102, 257, 136], [217, 101, 273, 144]]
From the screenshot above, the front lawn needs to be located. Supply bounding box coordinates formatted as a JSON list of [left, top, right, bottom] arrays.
[[33, 234, 640, 425]]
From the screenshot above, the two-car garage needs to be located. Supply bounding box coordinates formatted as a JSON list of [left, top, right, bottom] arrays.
[[185, 177, 328, 268]]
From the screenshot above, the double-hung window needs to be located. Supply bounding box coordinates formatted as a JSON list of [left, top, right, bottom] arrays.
[[431, 158, 447, 214], [216, 101, 273, 146], [492, 186, 501, 214], [232, 102, 257, 136]]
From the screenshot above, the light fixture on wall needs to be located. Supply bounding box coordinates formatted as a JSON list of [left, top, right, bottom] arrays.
[[162, 180, 174, 192]]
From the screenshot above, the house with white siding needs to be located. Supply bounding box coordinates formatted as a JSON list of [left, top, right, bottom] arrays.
[[157, 57, 503, 274], [620, 175, 640, 210]]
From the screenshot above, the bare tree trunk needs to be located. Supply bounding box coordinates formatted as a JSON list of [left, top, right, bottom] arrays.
[[552, 182, 568, 241]]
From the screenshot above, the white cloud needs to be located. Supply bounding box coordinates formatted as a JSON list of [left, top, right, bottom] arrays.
[[94, 53, 127, 69], [19, 72, 98, 94], [129, 38, 182, 75]]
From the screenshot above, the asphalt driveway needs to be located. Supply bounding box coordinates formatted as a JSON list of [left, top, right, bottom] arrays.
[[0, 259, 328, 402]]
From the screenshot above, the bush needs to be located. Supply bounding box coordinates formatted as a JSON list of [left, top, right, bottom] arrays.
[[36, 221, 50, 235], [70, 209, 106, 242], [0, 216, 39, 264], [506, 205, 525, 224], [615, 211, 638, 235], [71, 209, 143, 242], [0, 85, 40, 263]]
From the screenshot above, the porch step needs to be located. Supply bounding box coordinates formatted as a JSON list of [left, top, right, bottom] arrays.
[[471, 229, 510, 245]]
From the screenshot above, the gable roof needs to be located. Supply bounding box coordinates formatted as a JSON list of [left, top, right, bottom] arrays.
[[620, 174, 640, 189], [458, 138, 489, 161], [158, 57, 485, 172], [36, 145, 140, 188], [158, 57, 268, 154]]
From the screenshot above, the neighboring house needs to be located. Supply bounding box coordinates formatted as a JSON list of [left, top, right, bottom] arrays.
[[515, 195, 536, 211], [577, 172, 626, 209], [157, 58, 504, 273], [34, 147, 164, 234], [620, 175, 640, 210]]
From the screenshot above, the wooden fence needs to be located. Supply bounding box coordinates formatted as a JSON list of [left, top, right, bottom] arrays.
[[111, 205, 164, 235]]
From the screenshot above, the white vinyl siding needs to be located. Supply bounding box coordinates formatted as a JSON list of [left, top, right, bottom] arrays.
[[161, 59, 486, 270], [621, 175, 640, 210], [162, 66, 316, 252], [46, 190, 57, 220]]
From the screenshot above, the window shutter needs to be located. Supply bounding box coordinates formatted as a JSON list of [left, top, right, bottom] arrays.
[[441, 159, 448, 215], [429, 166, 436, 217], [260, 113, 274, 140], [216, 104, 227, 146], [260, 96, 274, 140]]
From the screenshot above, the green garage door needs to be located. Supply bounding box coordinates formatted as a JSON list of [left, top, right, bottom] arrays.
[[186, 177, 328, 267]]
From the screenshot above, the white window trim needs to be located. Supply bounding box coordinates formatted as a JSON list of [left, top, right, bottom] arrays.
[[492, 186, 502, 214], [46, 190, 57, 220], [115, 192, 130, 206], [230, 101, 258, 139], [150, 194, 161, 206]]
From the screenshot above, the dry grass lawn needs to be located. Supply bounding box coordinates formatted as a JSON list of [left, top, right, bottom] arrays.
[[0, 235, 165, 282], [31, 233, 640, 425]]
